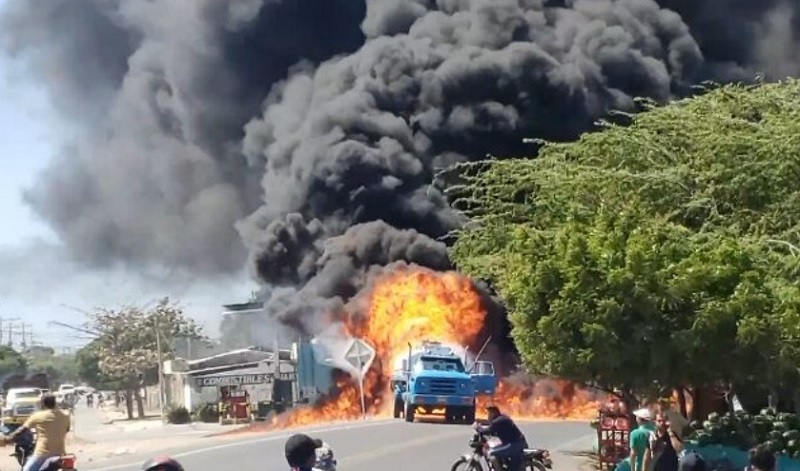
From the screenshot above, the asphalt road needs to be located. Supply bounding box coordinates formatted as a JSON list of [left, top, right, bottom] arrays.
[[82, 419, 594, 471]]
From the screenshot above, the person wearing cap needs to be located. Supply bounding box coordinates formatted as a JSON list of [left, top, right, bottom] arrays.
[[285, 433, 336, 471], [629, 408, 657, 471]]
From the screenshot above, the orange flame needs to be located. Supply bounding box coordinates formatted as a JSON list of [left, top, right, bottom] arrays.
[[255, 266, 597, 431]]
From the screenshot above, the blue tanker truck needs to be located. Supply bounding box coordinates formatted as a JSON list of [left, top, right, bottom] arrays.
[[391, 340, 497, 423]]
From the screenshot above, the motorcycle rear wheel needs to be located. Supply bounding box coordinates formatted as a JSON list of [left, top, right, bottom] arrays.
[[451, 456, 486, 471]]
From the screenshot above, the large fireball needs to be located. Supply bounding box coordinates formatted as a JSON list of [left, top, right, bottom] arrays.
[[266, 266, 597, 429]]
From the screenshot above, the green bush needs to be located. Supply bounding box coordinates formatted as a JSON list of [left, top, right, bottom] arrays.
[[166, 404, 191, 424], [192, 403, 218, 423]]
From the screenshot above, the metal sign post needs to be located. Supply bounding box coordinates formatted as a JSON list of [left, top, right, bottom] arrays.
[[342, 338, 376, 420], [357, 354, 366, 420]]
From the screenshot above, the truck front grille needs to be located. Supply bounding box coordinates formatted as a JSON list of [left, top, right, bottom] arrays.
[[429, 378, 457, 394], [15, 406, 35, 416]]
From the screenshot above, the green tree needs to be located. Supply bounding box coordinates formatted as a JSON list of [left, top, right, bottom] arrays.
[[75, 340, 122, 389], [87, 298, 202, 419], [0, 345, 27, 378], [25, 347, 80, 384], [449, 80, 800, 414]]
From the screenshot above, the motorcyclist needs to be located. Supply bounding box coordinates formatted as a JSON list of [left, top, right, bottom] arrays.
[[474, 405, 528, 471], [1, 393, 70, 471], [285, 433, 337, 471], [314, 442, 337, 471], [141, 456, 185, 471]]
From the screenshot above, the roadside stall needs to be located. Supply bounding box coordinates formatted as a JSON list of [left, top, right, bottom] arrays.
[[596, 399, 630, 471], [194, 373, 271, 424], [218, 385, 251, 424]]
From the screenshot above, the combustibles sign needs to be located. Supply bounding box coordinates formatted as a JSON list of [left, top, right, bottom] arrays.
[[194, 372, 296, 388]]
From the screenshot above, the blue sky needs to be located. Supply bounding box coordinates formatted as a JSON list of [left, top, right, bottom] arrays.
[[0, 11, 255, 350], [0, 48, 74, 347]]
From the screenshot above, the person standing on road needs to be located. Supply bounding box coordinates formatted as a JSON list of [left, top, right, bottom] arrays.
[[629, 408, 657, 471], [1, 393, 70, 471], [643, 412, 680, 471]]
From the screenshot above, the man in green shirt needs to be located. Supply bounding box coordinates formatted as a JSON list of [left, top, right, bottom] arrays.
[[630, 408, 656, 471]]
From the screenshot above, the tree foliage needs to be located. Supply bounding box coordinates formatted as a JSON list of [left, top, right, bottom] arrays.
[[448, 80, 800, 403], [0, 346, 27, 378], [85, 298, 202, 418], [89, 298, 202, 379], [75, 340, 121, 389], [26, 349, 79, 384]]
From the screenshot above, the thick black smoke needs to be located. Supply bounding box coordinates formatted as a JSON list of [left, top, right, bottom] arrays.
[[0, 0, 366, 273], [2, 0, 798, 339]]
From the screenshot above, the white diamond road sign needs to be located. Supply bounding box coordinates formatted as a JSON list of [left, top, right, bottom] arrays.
[[343, 338, 376, 378]]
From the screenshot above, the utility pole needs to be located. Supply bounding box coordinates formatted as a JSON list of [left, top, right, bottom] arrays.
[[0, 316, 20, 344], [21, 323, 28, 349], [155, 316, 165, 422], [7, 322, 19, 348]]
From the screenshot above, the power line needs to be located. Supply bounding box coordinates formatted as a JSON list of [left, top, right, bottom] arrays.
[[7, 322, 34, 349]]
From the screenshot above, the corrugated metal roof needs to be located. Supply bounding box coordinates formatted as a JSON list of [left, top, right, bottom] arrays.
[[186, 347, 274, 366], [222, 301, 264, 311], [187, 362, 265, 377]]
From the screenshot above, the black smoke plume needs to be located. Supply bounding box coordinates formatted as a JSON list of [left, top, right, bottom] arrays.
[[2, 0, 798, 341]]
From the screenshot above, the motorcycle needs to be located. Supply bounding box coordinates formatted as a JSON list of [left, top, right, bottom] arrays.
[[36, 454, 78, 471], [0, 423, 75, 471], [1, 423, 36, 467], [450, 431, 553, 471]]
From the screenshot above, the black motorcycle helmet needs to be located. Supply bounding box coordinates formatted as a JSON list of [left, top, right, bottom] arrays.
[[141, 456, 185, 471]]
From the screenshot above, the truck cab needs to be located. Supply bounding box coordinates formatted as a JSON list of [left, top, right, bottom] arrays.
[[470, 360, 497, 395], [2, 388, 42, 425], [392, 340, 496, 424]]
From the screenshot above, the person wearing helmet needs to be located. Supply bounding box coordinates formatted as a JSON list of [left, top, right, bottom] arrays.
[[285, 433, 336, 471], [474, 405, 528, 471], [141, 456, 185, 471], [313, 441, 337, 471]]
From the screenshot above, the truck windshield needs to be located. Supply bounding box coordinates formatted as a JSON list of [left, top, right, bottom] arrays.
[[415, 357, 465, 373], [15, 391, 40, 400]]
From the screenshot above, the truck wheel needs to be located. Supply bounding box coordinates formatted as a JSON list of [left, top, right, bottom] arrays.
[[444, 407, 454, 423], [465, 406, 475, 424], [404, 401, 415, 422], [457, 407, 468, 424], [393, 398, 403, 418]]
